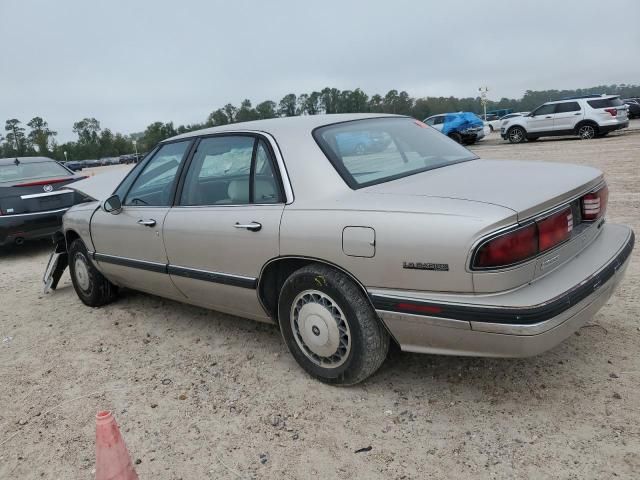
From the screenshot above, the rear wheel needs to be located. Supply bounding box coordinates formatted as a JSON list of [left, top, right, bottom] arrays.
[[278, 264, 389, 385], [577, 123, 597, 140], [507, 126, 526, 144], [69, 239, 118, 307]]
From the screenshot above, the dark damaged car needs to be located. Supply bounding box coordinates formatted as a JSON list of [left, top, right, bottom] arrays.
[[0, 157, 88, 247]]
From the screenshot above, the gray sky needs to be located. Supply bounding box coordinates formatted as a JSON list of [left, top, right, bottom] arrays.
[[1, 0, 639, 142]]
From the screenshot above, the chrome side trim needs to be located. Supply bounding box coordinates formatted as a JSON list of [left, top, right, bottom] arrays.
[[93, 252, 167, 274], [20, 189, 74, 200], [0, 207, 68, 218], [168, 264, 257, 289]]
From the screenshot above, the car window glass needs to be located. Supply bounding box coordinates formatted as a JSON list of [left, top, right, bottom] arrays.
[[532, 104, 556, 116], [180, 136, 254, 206], [124, 141, 189, 207], [0, 160, 71, 183], [424, 117, 435, 126], [556, 102, 581, 113], [587, 97, 624, 108], [253, 140, 281, 204], [433, 116, 444, 125], [315, 117, 477, 188]]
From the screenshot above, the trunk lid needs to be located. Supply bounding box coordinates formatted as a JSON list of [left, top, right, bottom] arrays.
[[0, 176, 85, 215], [363, 159, 603, 220]]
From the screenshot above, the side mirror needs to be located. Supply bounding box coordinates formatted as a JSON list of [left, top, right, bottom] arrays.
[[103, 194, 122, 214]]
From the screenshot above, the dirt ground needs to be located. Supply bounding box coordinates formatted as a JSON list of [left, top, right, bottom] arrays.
[[1, 122, 639, 479]]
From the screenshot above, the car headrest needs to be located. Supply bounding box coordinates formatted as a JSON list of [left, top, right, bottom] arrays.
[[227, 179, 249, 203]]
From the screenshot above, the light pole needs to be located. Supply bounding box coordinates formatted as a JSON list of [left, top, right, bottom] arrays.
[[63, 151, 68, 162], [478, 86, 489, 120], [132, 140, 138, 161]]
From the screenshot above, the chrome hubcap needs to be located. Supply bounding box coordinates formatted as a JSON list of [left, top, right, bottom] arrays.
[[74, 254, 91, 291], [510, 129, 523, 142], [290, 290, 351, 368], [579, 126, 595, 139]]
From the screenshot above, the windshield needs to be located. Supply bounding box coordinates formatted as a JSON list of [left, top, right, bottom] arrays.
[[313, 117, 477, 188], [0, 160, 72, 184]]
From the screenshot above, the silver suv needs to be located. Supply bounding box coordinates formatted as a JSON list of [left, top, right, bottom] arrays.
[[501, 95, 629, 143]]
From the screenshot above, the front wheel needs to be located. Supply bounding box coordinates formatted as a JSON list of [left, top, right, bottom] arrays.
[[507, 126, 526, 143], [278, 264, 390, 385], [448, 132, 462, 144], [69, 239, 118, 307]]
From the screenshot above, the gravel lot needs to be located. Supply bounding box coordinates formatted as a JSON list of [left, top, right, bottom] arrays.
[[1, 122, 639, 479]]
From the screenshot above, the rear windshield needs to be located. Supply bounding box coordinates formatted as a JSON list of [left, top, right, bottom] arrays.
[[313, 117, 477, 189], [0, 160, 71, 183], [587, 97, 624, 109]]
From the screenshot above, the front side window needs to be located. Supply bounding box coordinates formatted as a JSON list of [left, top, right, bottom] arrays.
[[180, 136, 282, 206], [314, 117, 477, 189], [124, 141, 190, 206], [532, 104, 556, 116]]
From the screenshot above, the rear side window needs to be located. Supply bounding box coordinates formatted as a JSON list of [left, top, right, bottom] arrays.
[[587, 98, 624, 109], [555, 102, 581, 113], [180, 136, 282, 206], [0, 160, 71, 183]]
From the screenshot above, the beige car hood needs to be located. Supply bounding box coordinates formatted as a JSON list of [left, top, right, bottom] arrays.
[[364, 159, 603, 220]]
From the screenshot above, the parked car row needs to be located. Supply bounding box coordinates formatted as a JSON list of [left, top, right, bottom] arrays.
[[624, 98, 640, 119], [423, 112, 485, 145], [62, 154, 145, 172]]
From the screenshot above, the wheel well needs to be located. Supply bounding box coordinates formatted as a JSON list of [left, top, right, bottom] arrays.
[[575, 120, 599, 133], [65, 230, 80, 250], [507, 124, 526, 133], [257, 257, 373, 325]]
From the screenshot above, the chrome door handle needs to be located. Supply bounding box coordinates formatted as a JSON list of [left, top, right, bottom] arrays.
[[234, 221, 262, 232], [137, 219, 156, 227]]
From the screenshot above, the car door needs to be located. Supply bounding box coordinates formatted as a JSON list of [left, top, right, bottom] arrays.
[[526, 104, 557, 133], [90, 140, 192, 300], [553, 101, 582, 132], [163, 134, 286, 321]]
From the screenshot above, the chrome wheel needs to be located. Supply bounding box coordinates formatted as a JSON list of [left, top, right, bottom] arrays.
[[290, 290, 351, 368], [74, 253, 91, 292], [578, 125, 596, 139], [508, 127, 524, 143]]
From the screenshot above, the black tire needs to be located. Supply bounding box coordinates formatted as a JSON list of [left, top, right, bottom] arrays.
[[527, 137, 539, 142], [278, 264, 390, 385], [68, 239, 118, 307], [576, 122, 598, 140], [489, 125, 494, 132], [448, 132, 462, 144], [507, 126, 526, 144]]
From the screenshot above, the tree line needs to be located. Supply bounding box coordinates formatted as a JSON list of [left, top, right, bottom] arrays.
[[2, 83, 638, 162]]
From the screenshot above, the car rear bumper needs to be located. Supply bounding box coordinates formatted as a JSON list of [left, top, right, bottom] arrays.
[[370, 223, 634, 357], [600, 120, 629, 133], [0, 208, 68, 246]]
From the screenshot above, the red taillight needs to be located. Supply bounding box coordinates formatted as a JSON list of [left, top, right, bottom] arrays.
[[13, 177, 71, 187], [582, 185, 608, 221], [538, 208, 573, 252], [604, 108, 617, 116], [475, 224, 538, 268]]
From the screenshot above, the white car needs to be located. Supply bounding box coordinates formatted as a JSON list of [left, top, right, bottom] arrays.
[[501, 96, 629, 143]]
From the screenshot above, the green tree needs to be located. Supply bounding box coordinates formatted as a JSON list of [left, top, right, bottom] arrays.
[[236, 99, 259, 123], [255, 101, 277, 119], [4, 119, 27, 156], [207, 109, 229, 126], [140, 122, 177, 151], [27, 117, 57, 155], [278, 94, 297, 117], [223, 103, 238, 123]]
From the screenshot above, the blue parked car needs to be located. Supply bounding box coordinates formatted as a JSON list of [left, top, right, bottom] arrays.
[[423, 112, 485, 144]]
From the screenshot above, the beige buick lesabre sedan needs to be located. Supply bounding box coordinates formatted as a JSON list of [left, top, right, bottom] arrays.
[[44, 114, 634, 384]]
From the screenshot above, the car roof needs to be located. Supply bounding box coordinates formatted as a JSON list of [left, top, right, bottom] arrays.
[[0, 156, 56, 166], [544, 95, 619, 105], [166, 113, 400, 142]]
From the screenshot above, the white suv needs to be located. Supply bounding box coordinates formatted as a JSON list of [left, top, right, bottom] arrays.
[[501, 95, 629, 143]]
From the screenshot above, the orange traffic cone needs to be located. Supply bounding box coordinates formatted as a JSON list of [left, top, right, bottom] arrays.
[[95, 411, 139, 480]]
